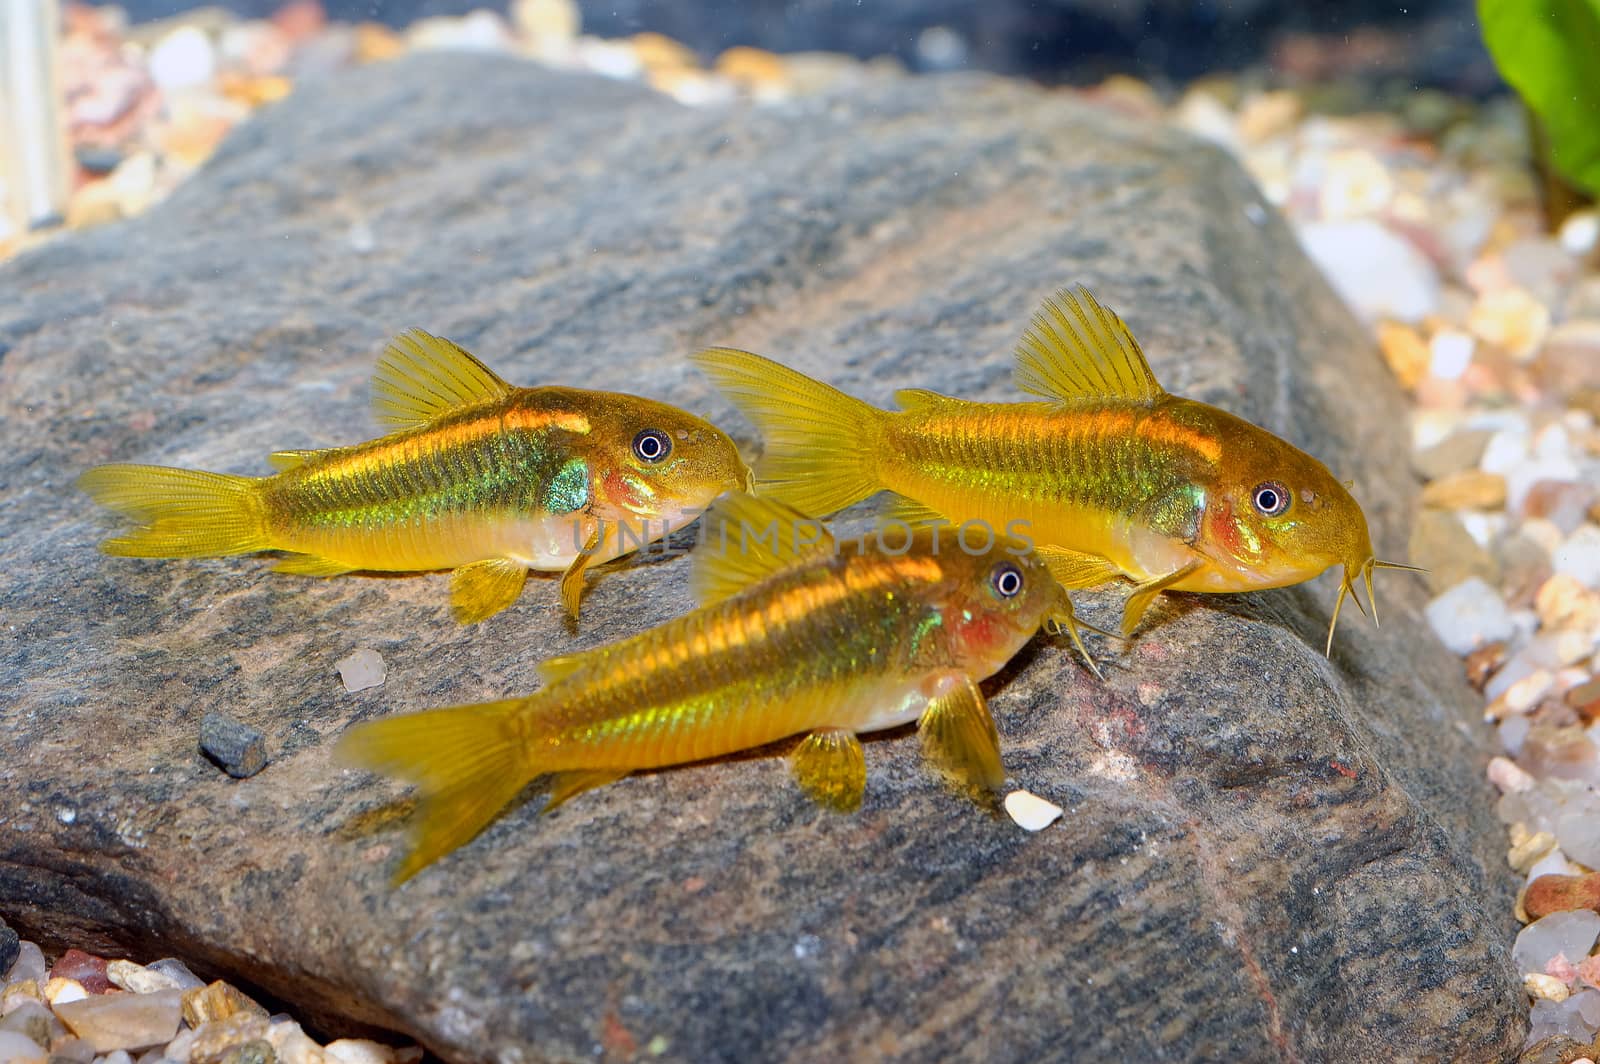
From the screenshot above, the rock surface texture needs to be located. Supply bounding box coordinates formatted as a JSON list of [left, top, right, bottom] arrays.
[[0, 54, 1523, 1062]]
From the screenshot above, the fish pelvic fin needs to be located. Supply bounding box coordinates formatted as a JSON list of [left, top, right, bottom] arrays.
[[692, 346, 887, 517], [791, 729, 867, 813], [336, 697, 533, 884], [372, 328, 513, 430], [690, 493, 837, 607], [919, 674, 1005, 798], [78, 463, 270, 558], [450, 557, 529, 624], [1014, 285, 1167, 404]]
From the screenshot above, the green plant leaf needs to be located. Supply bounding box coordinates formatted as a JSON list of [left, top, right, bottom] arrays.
[[1480, 0, 1600, 196]]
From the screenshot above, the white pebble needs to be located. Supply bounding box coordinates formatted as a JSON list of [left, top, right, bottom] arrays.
[[1562, 210, 1600, 256], [1528, 972, 1573, 1002], [1556, 526, 1600, 589], [1489, 755, 1535, 793], [1425, 577, 1514, 656], [1479, 427, 1531, 476], [1298, 219, 1439, 323], [1515, 909, 1600, 976], [148, 26, 216, 92], [44, 976, 86, 1004], [1505, 670, 1555, 715], [336, 648, 387, 693], [1004, 790, 1064, 832], [1428, 329, 1476, 380]]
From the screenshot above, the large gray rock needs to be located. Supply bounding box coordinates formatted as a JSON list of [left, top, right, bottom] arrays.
[[0, 54, 1523, 1061]]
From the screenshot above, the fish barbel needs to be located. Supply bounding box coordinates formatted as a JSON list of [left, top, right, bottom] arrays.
[[336, 493, 1065, 881], [79, 329, 751, 622], [694, 286, 1419, 654]]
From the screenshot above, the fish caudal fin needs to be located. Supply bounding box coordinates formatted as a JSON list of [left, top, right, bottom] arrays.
[[336, 698, 533, 883], [78, 463, 269, 558], [692, 347, 887, 517]]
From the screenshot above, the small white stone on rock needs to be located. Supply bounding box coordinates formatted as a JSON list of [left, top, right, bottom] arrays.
[[44, 977, 87, 1005], [1424, 577, 1514, 656], [145, 958, 206, 993], [1515, 910, 1600, 977], [336, 648, 387, 693], [325, 1039, 409, 1063], [1004, 790, 1064, 832]]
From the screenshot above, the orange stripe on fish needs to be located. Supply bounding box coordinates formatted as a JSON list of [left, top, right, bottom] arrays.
[[695, 285, 1418, 655], [80, 328, 750, 623], [336, 494, 1067, 882]]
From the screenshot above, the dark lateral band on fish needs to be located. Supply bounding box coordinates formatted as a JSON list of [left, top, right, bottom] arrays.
[[78, 328, 753, 623]]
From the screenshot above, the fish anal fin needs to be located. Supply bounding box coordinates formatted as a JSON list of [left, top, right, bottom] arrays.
[[690, 493, 836, 607], [1122, 559, 1204, 637], [1035, 545, 1123, 590], [543, 769, 628, 814], [1014, 285, 1166, 404], [273, 553, 357, 577], [881, 493, 947, 528], [790, 728, 866, 813], [919, 674, 1004, 797], [372, 327, 514, 430], [266, 449, 319, 471], [450, 558, 528, 624]]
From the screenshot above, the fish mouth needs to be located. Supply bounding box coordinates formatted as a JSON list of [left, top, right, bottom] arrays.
[[1326, 555, 1427, 656]]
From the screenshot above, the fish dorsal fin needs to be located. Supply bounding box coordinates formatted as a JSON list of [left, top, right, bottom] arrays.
[[372, 328, 514, 430], [267, 449, 318, 471], [893, 388, 965, 413], [1013, 286, 1166, 405], [690, 493, 836, 607]]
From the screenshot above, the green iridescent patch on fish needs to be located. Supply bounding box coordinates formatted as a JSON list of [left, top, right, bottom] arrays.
[[543, 457, 590, 515]]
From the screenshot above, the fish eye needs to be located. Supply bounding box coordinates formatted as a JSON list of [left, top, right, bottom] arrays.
[[632, 429, 672, 464], [989, 561, 1024, 600], [1252, 481, 1291, 517]]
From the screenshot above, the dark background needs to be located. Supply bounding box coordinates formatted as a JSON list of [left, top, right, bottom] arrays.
[[110, 0, 1498, 92]]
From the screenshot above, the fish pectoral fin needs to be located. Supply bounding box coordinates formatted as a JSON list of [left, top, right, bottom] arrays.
[[690, 493, 836, 607], [918, 675, 1004, 797], [559, 529, 603, 619], [266, 448, 320, 471], [1035, 545, 1123, 589], [1122, 559, 1205, 637], [273, 553, 357, 577], [1013, 285, 1167, 405], [880, 493, 947, 528], [450, 558, 529, 624], [542, 769, 628, 814], [790, 729, 867, 813], [371, 327, 514, 430]]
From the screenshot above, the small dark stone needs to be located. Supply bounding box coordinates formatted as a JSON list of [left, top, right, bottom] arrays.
[[73, 146, 123, 176], [199, 712, 268, 779], [0, 917, 17, 976]]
